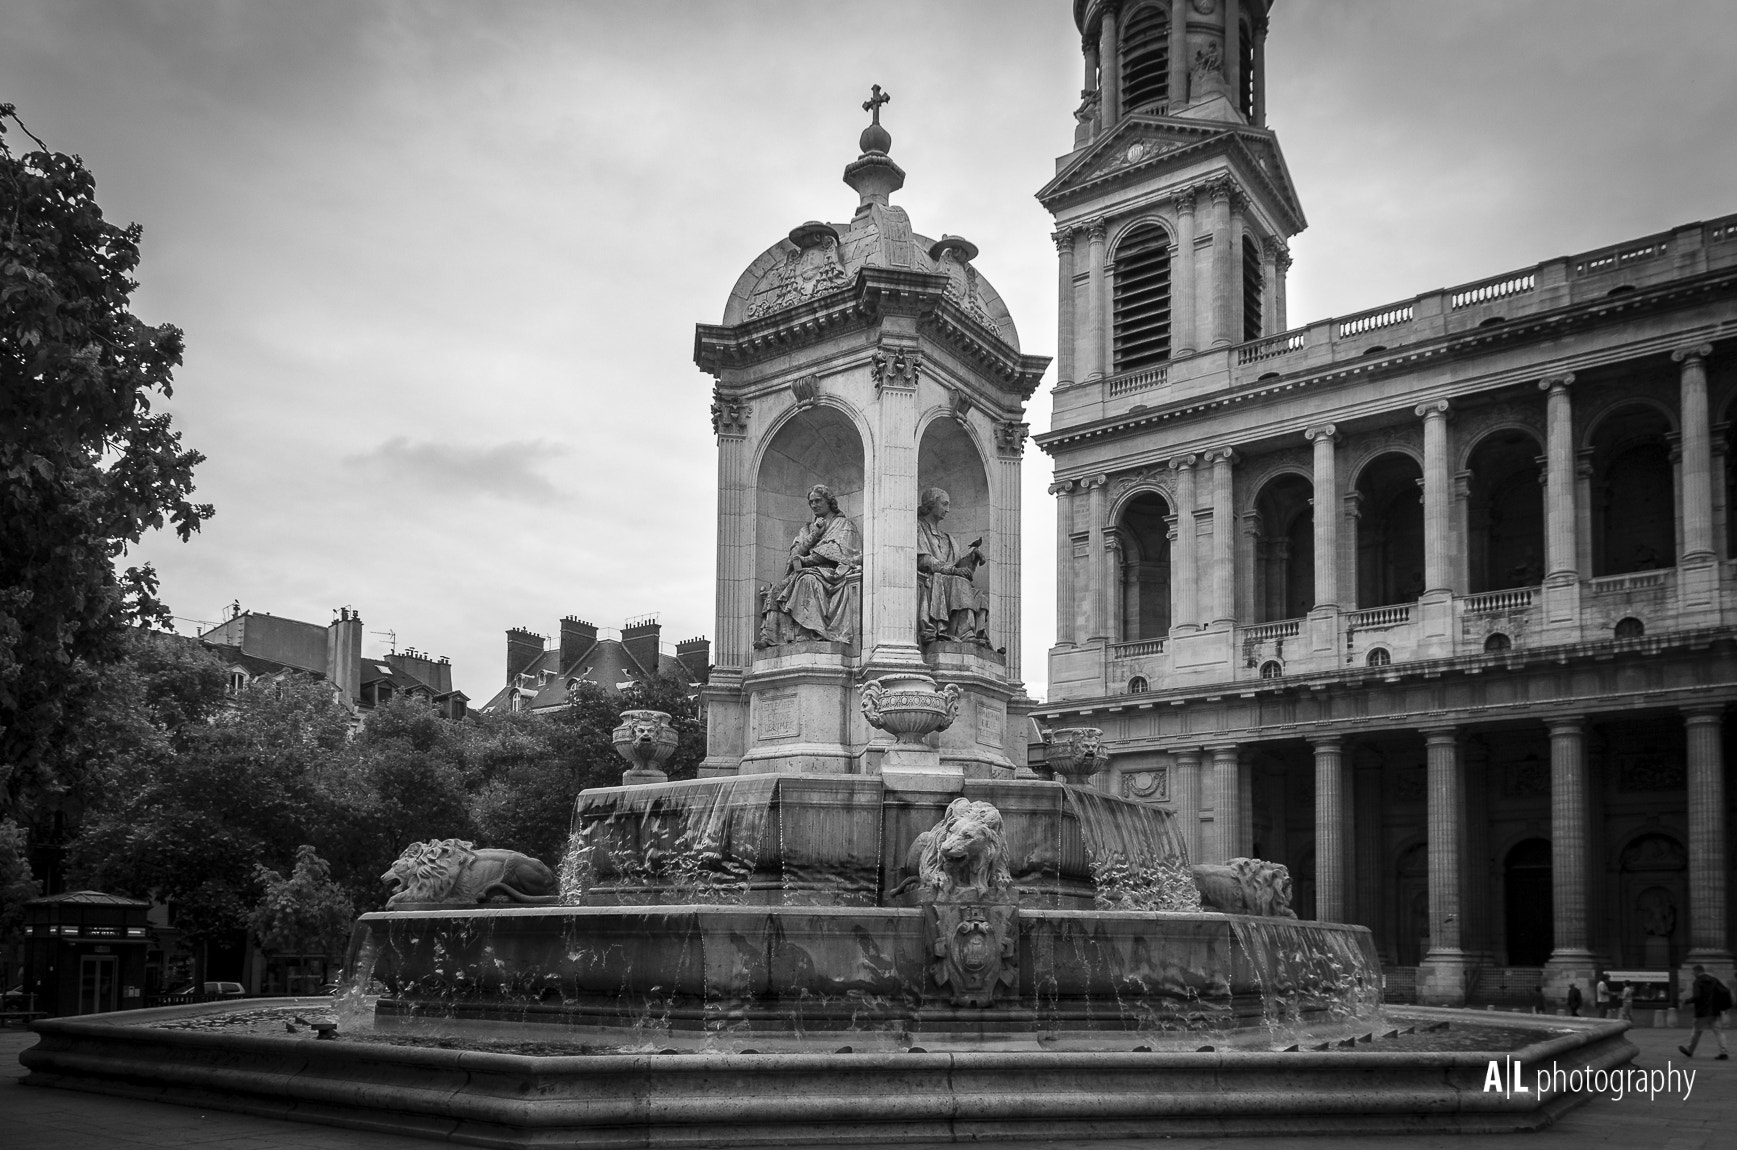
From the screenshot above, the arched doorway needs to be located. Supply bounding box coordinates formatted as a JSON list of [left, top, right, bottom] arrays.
[[1465, 430, 1545, 591], [1503, 838, 1554, 966], [1618, 833, 1686, 969], [1116, 492, 1171, 641], [1252, 473, 1313, 621], [1355, 453, 1425, 608], [1589, 405, 1675, 575]]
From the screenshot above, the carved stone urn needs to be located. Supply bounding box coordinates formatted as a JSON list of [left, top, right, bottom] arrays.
[[860, 672, 963, 746], [612, 709, 680, 785], [1045, 727, 1109, 786]]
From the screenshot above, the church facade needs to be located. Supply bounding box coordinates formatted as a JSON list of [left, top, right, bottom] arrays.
[[1033, 0, 1737, 1005]]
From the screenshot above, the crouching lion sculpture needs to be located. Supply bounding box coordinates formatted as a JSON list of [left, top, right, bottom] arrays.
[[1190, 856, 1297, 917], [381, 838, 560, 910]]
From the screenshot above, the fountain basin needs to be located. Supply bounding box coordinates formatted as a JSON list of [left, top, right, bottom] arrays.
[[352, 904, 1378, 1036], [20, 1001, 1639, 1145]]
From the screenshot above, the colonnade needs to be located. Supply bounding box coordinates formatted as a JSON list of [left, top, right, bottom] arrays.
[[1051, 344, 1720, 646]]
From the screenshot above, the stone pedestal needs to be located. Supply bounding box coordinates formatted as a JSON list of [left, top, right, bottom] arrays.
[[738, 643, 861, 775], [926, 643, 1017, 779]]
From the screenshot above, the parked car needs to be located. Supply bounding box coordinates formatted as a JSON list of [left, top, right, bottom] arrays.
[[203, 981, 246, 998]]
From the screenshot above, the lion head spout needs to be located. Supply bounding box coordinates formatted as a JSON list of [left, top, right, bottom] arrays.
[[916, 798, 1013, 898]]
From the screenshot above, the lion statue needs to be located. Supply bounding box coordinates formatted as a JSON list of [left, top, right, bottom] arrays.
[[909, 797, 1013, 898], [381, 839, 560, 910], [1190, 856, 1297, 918]]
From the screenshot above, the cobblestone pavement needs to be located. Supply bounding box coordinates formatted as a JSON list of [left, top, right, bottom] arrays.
[[3, 1019, 1731, 1149]]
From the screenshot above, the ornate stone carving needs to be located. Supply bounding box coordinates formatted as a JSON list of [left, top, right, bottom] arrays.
[[381, 839, 559, 910], [860, 671, 963, 743], [758, 484, 863, 647], [1189, 857, 1298, 918], [930, 234, 1000, 333], [917, 487, 990, 645], [1045, 727, 1109, 783], [1171, 186, 1198, 216], [1073, 87, 1101, 124], [913, 798, 1018, 1009], [1120, 767, 1169, 801], [996, 420, 1030, 457], [710, 387, 749, 437], [871, 344, 920, 390], [790, 374, 820, 406], [1638, 887, 1677, 937], [612, 708, 680, 784], [1617, 754, 1687, 792], [743, 221, 849, 320]]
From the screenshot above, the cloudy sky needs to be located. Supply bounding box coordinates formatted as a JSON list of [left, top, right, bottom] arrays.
[[5, 1, 1735, 704]]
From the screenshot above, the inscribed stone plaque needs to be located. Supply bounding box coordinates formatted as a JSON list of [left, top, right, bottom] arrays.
[[975, 702, 1002, 747], [759, 692, 798, 741], [1120, 768, 1169, 802]]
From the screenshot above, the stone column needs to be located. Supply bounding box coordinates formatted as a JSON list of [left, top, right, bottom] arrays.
[[1238, 750, 1255, 860], [1684, 707, 1734, 973], [1173, 747, 1203, 864], [1099, 4, 1120, 126], [1054, 229, 1077, 387], [1353, 755, 1384, 942], [1171, 188, 1198, 357], [1227, 195, 1246, 343], [1085, 475, 1109, 642], [713, 412, 753, 670], [1208, 448, 1237, 624], [1050, 480, 1076, 646], [1108, 534, 1125, 642], [1083, 220, 1107, 381], [1101, 243, 1117, 378], [1462, 738, 1493, 961], [1543, 718, 1597, 1000], [868, 360, 922, 664], [1575, 449, 1596, 576], [1305, 424, 1339, 608], [1312, 737, 1349, 922], [1273, 244, 1290, 333], [1208, 743, 1241, 865], [1675, 344, 1717, 561], [1418, 727, 1472, 1005], [1539, 374, 1578, 579], [1259, 237, 1281, 338], [1168, 1, 1188, 108], [1208, 181, 1234, 348], [1222, 0, 1239, 103], [1169, 454, 1199, 632], [1417, 401, 1453, 594]]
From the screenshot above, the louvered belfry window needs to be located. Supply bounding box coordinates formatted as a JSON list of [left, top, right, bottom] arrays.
[[1113, 224, 1172, 371], [1242, 233, 1264, 342], [1120, 4, 1170, 114]]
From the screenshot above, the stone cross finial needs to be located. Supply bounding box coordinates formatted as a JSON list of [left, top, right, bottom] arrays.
[[863, 84, 891, 122]]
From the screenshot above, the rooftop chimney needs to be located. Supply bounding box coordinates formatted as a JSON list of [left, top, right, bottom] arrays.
[[559, 616, 597, 670], [621, 615, 661, 681], [506, 627, 546, 683], [675, 637, 711, 685]]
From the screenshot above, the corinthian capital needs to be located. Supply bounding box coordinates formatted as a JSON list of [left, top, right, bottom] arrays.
[[1052, 227, 1076, 253], [1086, 218, 1109, 243]]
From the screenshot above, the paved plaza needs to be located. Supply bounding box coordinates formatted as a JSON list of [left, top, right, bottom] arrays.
[[3, 1019, 1730, 1150]]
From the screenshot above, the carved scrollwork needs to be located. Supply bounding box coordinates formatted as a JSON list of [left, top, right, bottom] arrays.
[[996, 420, 1030, 457], [871, 344, 920, 391], [710, 387, 750, 437]]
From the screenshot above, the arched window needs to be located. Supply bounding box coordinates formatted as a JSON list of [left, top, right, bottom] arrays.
[[1615, 617, 1645, 639], [1484, 632, 1512, 652], [1112, 224, 1172, 372], [1590, 405, 1674, 576], [1466, 430, 1545, 592], [1241, 233, 1263, 341], [1259, 659, 1283, 680], [1117, 492, 1172, 640], [1128, 675, 1150, 694], [1119, 4, 1170, 114], [1366, 647, 1391, 667], [1355, 453, 1426, 608], [1253, 473, 1313, 622]]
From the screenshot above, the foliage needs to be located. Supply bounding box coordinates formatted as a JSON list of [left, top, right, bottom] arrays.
[[0, 104, 213, 813], [249, 845, 354, 960], [0, 816, 41, 937]]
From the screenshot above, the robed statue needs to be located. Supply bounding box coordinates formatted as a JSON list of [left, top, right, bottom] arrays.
[[917, 487, 990, 645], [758, 484, 863, 646]]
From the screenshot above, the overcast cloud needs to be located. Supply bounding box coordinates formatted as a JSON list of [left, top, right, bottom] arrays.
[[4, 0, 1734, 703]]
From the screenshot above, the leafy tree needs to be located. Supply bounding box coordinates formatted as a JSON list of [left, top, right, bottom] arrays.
[[0, 816, 41, 937], [0, 104, 213, 813], [70, 674, 351, 944], [249, 845, 353, 961]]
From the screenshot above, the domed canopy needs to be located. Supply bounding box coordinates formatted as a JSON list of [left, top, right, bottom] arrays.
[[718, 87, 1020, 351]]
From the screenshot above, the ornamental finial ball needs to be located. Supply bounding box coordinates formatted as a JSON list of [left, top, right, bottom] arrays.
[[860, 84, 892, 155]]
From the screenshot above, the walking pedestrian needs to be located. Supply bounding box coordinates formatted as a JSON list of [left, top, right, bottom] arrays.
[[1619, 981, 1635, 1022], [1595, 974, 1612, 1018], [1677, 964, 1731, 1059]]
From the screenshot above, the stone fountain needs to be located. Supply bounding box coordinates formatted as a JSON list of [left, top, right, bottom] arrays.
[[18, 88, 1637, 1146]]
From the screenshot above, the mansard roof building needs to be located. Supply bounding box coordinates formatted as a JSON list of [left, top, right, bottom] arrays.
[[1035, 0, 1737, 1007], [479, 616, 710, 716]]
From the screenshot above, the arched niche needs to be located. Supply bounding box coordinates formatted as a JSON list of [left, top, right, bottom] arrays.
[[1465, 428, 1545, 592], [756, 406, 867, 590], [917, 418, 990, 558]]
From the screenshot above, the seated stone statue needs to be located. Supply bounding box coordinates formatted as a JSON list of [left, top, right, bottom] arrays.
[[758, 483, 862, 646], [917, 486, 989, 645]]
